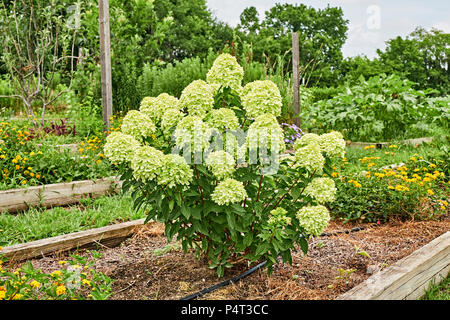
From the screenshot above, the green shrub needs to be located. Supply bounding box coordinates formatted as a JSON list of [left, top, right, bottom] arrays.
[[105, 54, 347, 276]]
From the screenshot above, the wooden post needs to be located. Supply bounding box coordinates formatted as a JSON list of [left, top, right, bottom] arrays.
[[292, 32, 300, 127], [99, 0, 113, 129]]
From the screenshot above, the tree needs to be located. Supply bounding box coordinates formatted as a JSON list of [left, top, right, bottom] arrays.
[[153, 0, 234, 61], [236, 3, 349, 87], [377, 27, 450, 94], [0, 0, 80, 125]]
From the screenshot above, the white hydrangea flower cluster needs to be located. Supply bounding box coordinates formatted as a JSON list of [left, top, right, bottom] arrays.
[[121, 110, 156, 141], [241, 80, 282, 118], [211, 178, 247, 206], [296, 205, 330, 237], [318, 131, 346, 159], [104, 132, 140, 165], [206, 53, 244, 94], [174, 115, 212, 152], [205, 150, 236, 180], [247, 114, 285, 153], [294, 131, 346, 160], [140, 93, 180, 123], [157, 154, 193, 188], [178, 80, 214, 119], [130, 146, 164, 182], [304, 177, 337, 204], [161, 108, 184, 137], [293, 133, 320, 150], [293, 141, 325, 173], [205, 108, 239, 132], [267, 207, 292, 229]]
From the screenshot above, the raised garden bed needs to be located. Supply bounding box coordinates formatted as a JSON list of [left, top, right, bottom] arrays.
[[4, 215, 448, 300], [0, 176, 122, 213], [346, 137, 435, 148]]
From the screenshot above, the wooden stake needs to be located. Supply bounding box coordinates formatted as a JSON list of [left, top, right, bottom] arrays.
[[292, 32, 300, 127], [99, 0, 113, 129]]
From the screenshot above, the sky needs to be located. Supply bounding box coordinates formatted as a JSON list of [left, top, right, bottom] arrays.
[[206, 0, 450, 58]]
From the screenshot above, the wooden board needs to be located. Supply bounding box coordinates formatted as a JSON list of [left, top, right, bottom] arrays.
[[0, 176, 122, 213], [347, 137, 435, 148], [0, 218, 146, 262], [337, 231, 450, 300]]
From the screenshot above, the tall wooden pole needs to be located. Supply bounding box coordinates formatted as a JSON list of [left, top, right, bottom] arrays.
[[99, 0, 113, 129], [292, 32, 300, 127]]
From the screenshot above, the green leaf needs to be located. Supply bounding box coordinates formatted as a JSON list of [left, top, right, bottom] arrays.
[[181, 205, 191, 219]]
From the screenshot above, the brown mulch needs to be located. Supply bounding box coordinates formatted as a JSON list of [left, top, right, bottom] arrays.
[[20, 216, 450, 300]]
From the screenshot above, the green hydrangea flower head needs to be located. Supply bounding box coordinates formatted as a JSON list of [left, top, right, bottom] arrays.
[[304, 177, 337, 204], [318, 131, 346, 159], [205, 150, 236, 180], [104, 132, 140, 165], [121, 110, 156, 141], [161, 108, 184, 138], [211, 178, 247, 206], [205, 108, 239, 132], [179, 80, 214, 119], [293, 133, 320, 150], [247, 114, 285, 153], [140, 93, 180, 123], [293, 141, 324, 173], [296, 205, 330, 236], [267, 207, 291, 229], [139, 96, 157, 117], [206, 53, 244, 94], [157, 154, 193, 188], [130, 145, 164, 182], [174, 115, 212, 151], [241, 80, 282, 118]]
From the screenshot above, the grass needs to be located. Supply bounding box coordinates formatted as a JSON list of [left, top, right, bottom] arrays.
[[422, 274, 450, 300], [0, 194, 146, 247]]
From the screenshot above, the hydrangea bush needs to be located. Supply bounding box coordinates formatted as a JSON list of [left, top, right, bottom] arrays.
[[104, 54, 346, 276]]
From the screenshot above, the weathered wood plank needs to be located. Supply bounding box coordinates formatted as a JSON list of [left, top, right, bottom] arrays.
[[337, 231, 450, 300], [0, 176, 122, 213], [0, 218, 146, 262], [347, 137, 435, 148]]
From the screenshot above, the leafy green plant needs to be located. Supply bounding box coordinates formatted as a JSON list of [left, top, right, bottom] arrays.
[[304, 74, 449, 142]]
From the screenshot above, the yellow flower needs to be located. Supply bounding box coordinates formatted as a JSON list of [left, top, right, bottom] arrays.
[[410, 157, 417, 162], [11, 293, 23, 300], [50, 270, 63, 277], [15, 164, 20, 170], [367, 163, 375, 168], [58, 261, 67, 265], [426, 189, 434, 196], [0, 291, 5, 300], [35, 174, 41, 179], [78, 148, 84, 153], [82, 279, 91, 287], [429, 164, 436, 168], [331, 172, 339, 178], [30, 280, 41, 288], [388, 185, 395, 190], [395, 184, 409, 192], [29, 152, 35, 157], [389, 145, 397, 149], [21, 180, 27, 185], [56, 285, 66, 296]]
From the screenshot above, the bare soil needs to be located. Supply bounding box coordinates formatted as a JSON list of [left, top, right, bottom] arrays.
[[23, 216, 450, 300]]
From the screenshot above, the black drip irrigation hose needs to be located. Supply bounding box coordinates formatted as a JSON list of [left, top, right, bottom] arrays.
[[180, 222, 380, 300]]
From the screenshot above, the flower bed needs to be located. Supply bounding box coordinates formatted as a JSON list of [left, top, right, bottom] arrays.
[[1, 217, 447, 300], [0, 120, 117, 191]]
